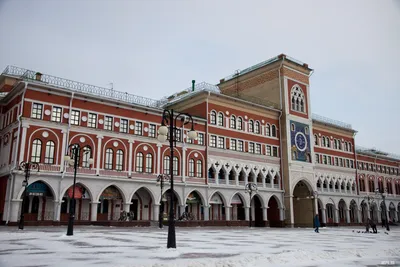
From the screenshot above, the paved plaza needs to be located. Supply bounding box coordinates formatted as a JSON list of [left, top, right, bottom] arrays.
[[0, 226, 399, 267]]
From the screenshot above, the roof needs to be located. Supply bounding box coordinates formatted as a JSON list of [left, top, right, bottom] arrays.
[[356, 146, 400, 162], [219, 54, 313, 84], [312, 113, 354, 131]]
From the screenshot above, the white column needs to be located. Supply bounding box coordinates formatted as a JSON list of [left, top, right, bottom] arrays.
[[123, 202, 131, 213], [235, 173, 239, 186], [262, 175, 266, 188], [53, 200, 61, 221], [262, 207, 268, 221], [244, 173, 248, 185], [156, 144, 162, 174], [90, 202, 99, 221], [203, 206, 210, 221], [60, 129, 67, 172], [128, 139, 134, 177], [215, 170, 219, 185], [153, 204, 160, 221], [279, 207, 285, 221], [18, 125, 29, 163], [314, 198, 318, 215], [290, 196, 294, 225], [225, 172, 229, 185], [225, 206, 231, 221], [245, 206, 250, 221], [10, 200, 21, 222], [96, 135, 103, 175], [182, 147, 187, 182], [357, 209, 362, 223], [244, 122, 248, 132], [321, 208, 327, 223], [346, 208, 351, 223], [334, 208, 339, 223]]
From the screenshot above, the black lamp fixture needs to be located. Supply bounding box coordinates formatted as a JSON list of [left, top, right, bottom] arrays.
[[157, 109, 197, 249]]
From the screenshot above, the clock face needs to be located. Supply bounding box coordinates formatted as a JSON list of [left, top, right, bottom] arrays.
[[295, 132, 307, 152]]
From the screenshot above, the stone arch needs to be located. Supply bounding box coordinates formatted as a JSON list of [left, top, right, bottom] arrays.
[[17, 179, 57, 200], [95, 183, 127, 203], [209, 190, 227, 221], [60, 182, 94, 202], [338, 199, 347, 223], [267, 194, 281, 227], [184, 190, 206, 220], [292, 179, 315, 227], [129, 186, 156, 204], [184, 189, 206, 207], [208, 190, 228, 207]]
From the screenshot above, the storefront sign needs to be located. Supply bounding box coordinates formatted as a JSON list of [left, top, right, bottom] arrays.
[[27, 182, 48, 196]]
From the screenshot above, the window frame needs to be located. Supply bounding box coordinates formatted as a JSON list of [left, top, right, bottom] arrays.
[[31, 103, 43, 119]]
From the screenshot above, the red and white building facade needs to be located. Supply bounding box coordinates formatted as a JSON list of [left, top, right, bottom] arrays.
[[0, 54, 399, 227]]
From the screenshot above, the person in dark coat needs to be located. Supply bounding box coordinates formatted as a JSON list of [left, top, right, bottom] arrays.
[[369, 218, 377, 233], [314, 214, 320, 233]]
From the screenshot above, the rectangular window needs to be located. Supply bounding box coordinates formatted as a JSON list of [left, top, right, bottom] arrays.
[[266, 145, 272, 156], [51, 106, 62, 122], [346, 159, 350, 168], [334, 157, 338, 166], [323, 155, 327, 164], [350, 160, 354, 169], [339, 158, 343, 167], [148, 124, 156, 138], [217, 137, 224, 149], [31, 103, 43, 119], [272, 146, 278, 157], [230, 139, 236, 150], [249, 142, 254, 153], [327, 156, 332, 165], [104, 116, 113, 131], [173, 157, 178, 175], [189, 159, 195, 177], [210, 135, 216, 147], [120, 119, 128, 133], [135, 122, 142, 135], [70, 110, 80, 125], [256, 144, 261, 154], [238, 140, 244, 152], [198, 133, 204, 145], [196, 160, 202, 177], [88, 113, 97, 128], [175, 128, 182, 142], [315, 154, 320, 163]]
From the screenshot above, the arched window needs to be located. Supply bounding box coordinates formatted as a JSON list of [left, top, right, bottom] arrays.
[[291, 85, 306, 113], [237, 117, 243, 130], [44, 141, 55, 164], [348, 143, 352, 152], [135, 152, 143, 172], [31, 139, 42, 163], [217, 112, 224, 126], [344, 142, 348, 151], [210, 111, 216, 124], [189, 159, 195, 177], [255, 121, 260, 134], [314, 134, 319, 145], [163, 156, 170, 174], [116, 149, 124, 171], [248, 120, 254, 132], [145, 154, 153, 173], [266, 124, 271, 136], [271, 125, 277, 137], [173, 156, 179, 175], [82, 146, 92, 168], [230, 115, 236, 129], [105, 148, 113, 170], [196, 160, 203, 177]]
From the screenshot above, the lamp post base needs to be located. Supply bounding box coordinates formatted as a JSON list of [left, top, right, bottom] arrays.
[[18, 215, 24, 230], [66, 214, 75, 236]]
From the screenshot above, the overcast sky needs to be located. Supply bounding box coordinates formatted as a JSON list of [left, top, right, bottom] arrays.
[[0, 0, 399, 155]]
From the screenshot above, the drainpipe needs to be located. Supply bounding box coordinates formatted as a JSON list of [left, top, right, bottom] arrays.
[[277, 57, 285, 221], [205, 91, 210, 185], [6, 81, 27, 224], [57, 92, 74, 218]]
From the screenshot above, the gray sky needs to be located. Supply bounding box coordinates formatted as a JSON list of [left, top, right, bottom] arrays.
[[1, 0, 399, 155]]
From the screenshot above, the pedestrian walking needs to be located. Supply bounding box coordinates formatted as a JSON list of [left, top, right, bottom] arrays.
[[369, 218, 377, 233], [314, 214, 320, 233]]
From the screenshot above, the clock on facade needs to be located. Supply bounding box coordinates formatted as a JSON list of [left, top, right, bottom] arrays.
[[295, 132, 307, 152]]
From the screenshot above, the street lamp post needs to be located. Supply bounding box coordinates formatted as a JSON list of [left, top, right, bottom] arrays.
[[64, 144, 94, 236], [157, 109, 197, 249], [375, 188, 390, 231], [244, 182, 258, 228], [156, 174, 170, 229], [18, 161, 40, 230]]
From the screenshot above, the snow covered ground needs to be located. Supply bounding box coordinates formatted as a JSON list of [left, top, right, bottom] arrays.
[[0, 225, 399, 267]]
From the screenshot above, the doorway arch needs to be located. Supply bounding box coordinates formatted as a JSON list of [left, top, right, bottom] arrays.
[[292, 180, 314, 227], [267, 195, 280, 227]]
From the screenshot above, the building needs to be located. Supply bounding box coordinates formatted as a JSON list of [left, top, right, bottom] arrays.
[[0, 54, 399, 227]]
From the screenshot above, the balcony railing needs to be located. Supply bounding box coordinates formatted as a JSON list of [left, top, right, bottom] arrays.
[[2, 65, 165, 109], [312, 113, 353, 130]]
